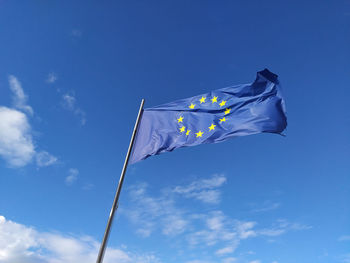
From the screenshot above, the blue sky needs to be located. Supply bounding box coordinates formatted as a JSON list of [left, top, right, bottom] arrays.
[[0, 1, 349, 263]]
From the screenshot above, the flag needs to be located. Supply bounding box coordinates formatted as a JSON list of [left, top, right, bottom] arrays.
[[130, 69, 287, 164]]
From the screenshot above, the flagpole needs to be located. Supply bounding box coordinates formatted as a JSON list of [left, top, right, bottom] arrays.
[[96, 99, 145, 263]]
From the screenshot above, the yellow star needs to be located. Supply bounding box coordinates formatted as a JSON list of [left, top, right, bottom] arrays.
[[219, 117, 226, 123], [224, 108, 231, 115], [177, 116, 184, 123], [209, 124, 216, 131], [189, 103, 195, 109], [219, 100, 227, 107], [186, 130, 191, 136], [199, 96, 206, 104], [196, 131, 203, 137], [211, 96, 218, 103], [179, 126, 186, 133]]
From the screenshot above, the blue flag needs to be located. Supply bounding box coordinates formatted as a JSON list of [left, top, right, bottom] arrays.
[[130, 69, 287, 164]]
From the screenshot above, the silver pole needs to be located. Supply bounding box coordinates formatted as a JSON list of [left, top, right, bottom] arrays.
[[96, 99, 145, 263]]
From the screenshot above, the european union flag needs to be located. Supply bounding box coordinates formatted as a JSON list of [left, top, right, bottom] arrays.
[[130, 69, 287, 164]]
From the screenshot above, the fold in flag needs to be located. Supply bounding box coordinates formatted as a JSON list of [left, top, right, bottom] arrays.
[[130, 69, 287, 164]]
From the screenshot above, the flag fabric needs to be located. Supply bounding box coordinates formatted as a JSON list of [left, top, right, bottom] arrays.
[[130, 69, 287, 164]]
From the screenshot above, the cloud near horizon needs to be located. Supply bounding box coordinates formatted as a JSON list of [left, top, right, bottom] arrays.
[[0, 215, 161, 263], [123, 174, 311, 258]]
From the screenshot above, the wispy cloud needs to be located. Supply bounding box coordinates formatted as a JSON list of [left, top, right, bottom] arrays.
[[216, 246, 236, 256], [338, 235, 350, 241], [222, 258, 237, 263], [186, 260, 212, 263], [71, 29, 82, 38], [46, 72, 58, 84], [36, 151, 58, 167], [173, 174, 226, 204], [341, 254, 350, 263], [236, 221, 257, 239], [124, 175, 228, 237], [82, 183, 94, 190], [187, 211, 254, 255], [0, 215, 161, 263], [62, 94, 76, 111], [258, 219, 311, 237], [124, 183, 188, 237], [8, 75, 33, 115], [123, 175, 312, 259], [65, 168, 79, 186], [250, 200, 281, 213], [61, 93, 86, 125]]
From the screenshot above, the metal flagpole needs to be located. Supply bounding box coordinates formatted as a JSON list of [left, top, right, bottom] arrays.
[[96, 99, 145, 263]]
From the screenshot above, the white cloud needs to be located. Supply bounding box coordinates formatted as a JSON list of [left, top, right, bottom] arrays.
[[0, 107, 35, 167], [249, 260, 261, 263], [8, 75, 33, 115], [0, 215, 161, 263], [46, 72, 58, 84], [0, 76, 57, 168], [36, 151, 57, 167], [65, 168, 79, 186], [173, 174, 226, 204], [62, 93, 86, 125]]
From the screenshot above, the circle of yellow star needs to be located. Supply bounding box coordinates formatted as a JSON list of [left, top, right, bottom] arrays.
[[211, 96, 218, 103], [179, 126, 186, 133], [199, 96, 206, 104], [219, 117, 226, 123], [196, 131, 203, 137], [189, 103, 195, 109], [224, 108, 231, 115], [186, 130, 191, 136], [219, 100, 227, 107], [209, 124, 216, 131], [177, 116, 184, 123]]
